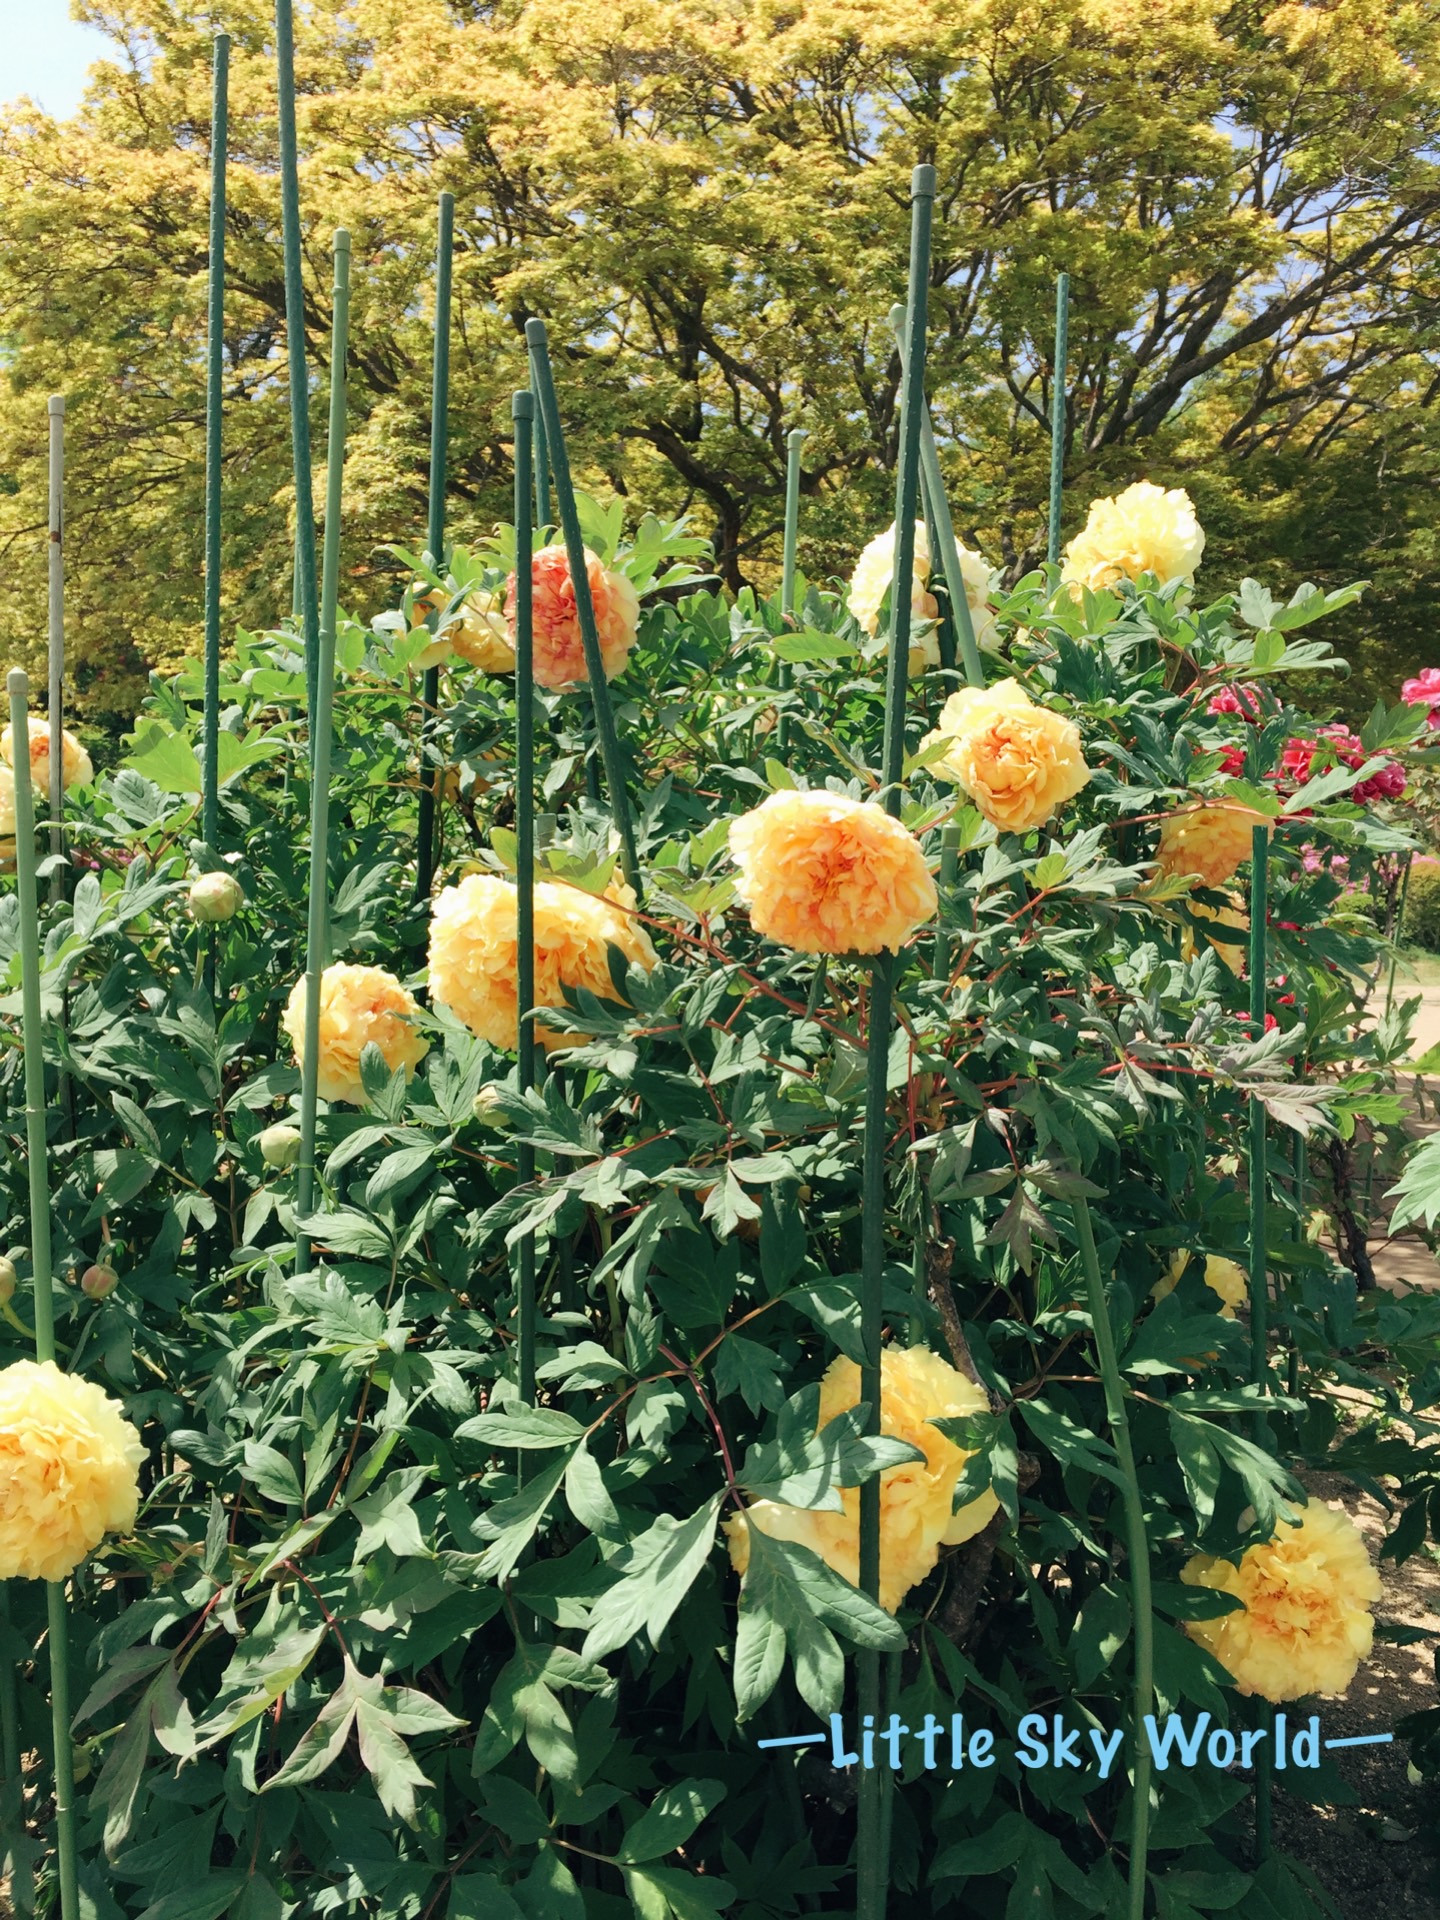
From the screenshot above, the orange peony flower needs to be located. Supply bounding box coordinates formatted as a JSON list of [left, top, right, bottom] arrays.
[[1157, 806, 1269, 889], [428, 872, 657, 1052], [923, 679, 1089, 834], [281, 963, 428, 1106], [1182, 1500, 1381, 1701], [506, 545, 640, 690], [1, 716, 93, 792], [0, 1359, 145, 1581], [725, 1347, 1000, 1613], [728, 790, 937, 955]]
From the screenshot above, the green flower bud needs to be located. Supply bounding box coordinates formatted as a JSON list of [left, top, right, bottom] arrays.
[[258, 1123, 303, 1169], [472, 1086, 505, 1128], [80, 1262, 118, 1300], [188, 871, 244, 924]]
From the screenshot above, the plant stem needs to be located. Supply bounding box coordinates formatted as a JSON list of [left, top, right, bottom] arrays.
[[7, 672, 78, 1920], [415, 191, 454, 903], [932, 823, 960, 980], [1047, 272, 1070, 568], [274, 0, 320, 742], [887, 305, 984, 691], [1072, 1197, 1152, 1920], [523, 320, 642, 899], [295, 231, 351, 1277], [0, 1588, 34, 1914], [45, 398, 64, 905]]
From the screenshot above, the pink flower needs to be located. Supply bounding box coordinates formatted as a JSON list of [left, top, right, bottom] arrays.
[[508, 545, 640, 690], [1217, 744, 1247, 778], [1282, 728, 1405, 805], [1208, 685, 1262, 721], [1402, 668, 1440, 728]]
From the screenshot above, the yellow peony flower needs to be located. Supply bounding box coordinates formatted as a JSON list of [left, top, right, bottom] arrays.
[[0, 1360, 145, 1581], [1183, 895, 1248, 976], [0, 765, 14, 836], [428, 872, 657, 1052], [281, 963, 428, 1106], [923, 678, 1089, 834], [1061, 481, 1205, 594], [728, 789, 937, 956], [1, 716, 93, 792], [725, 1347, 1000, 1614], [1157, 807, 1269, 889], [411, 584, 515, 675], [848, 521, 934, 644], [1151, 1250, 1249, 1319], [1182, 1500, 1381, 1701]]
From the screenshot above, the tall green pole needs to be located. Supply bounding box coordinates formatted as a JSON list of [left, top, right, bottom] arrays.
[[857, 163, 935, 1920], [274, 0, 319, 734], [530, 348, 551, 528], [512, 392, 537, 1433], [45, 397, 64, 903], [523, 320, 641, 899], [8, 673, 79, 1920], [1047, 272, 1070, 568], [887, 307, 984, 689], [294, 232, 351, 1278], [1247, 822, 1273, 1859], [202, 33, 230, 856], [414, 191, 454, 903], [1072, 1198, 1153, 1920], [781, 428, 806, 616]]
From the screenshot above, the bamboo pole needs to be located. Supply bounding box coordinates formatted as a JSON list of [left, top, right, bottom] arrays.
[[8, 672, 78, 1920], [512, 392, 538, 1436], [45, 399, 64, 903], [294, 232, 352, 1278], [414, 192, 454, 903], [1247, 823, 1273, 1859], [857, 162, 935, 1920], [274, 0, 320, 735], [1072, 1199, 1153, 1920], [1047, 273, 1070, 568], [202, 34, 230, 857], [523, 321, 641, 898], [886, 307, 984, 689]]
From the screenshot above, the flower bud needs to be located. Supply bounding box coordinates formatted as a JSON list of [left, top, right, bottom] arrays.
[[258, 1123, 303, 1169], [472, 1087, 505, 1128], [0, 1257, 15, 1305], [80, 1263, 118, 1300], [188, 872, 244, 924]]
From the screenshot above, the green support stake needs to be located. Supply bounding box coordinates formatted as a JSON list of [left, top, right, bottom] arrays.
[[1072, 1198, 1153, 1920], [45, 398, 65, 903], [8, 672, 79, 1920], [887, 305, 985, 690], [1047, 272, 1070, 568], [523, 320, 642, 899], [415, 191, 454, 903], [295, 232, 352, 1278], [776, 427, 807, 751], [1247, 822, 1273, 1860], [274, 0, 320, 736], [530, 348, 551, 528], [857, 163, 936, 1920], [513, 391, 538, 1447], [202, 33, 229, 858]]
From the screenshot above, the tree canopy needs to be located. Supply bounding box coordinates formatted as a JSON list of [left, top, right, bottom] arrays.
[[2, 0, 1438, 721]]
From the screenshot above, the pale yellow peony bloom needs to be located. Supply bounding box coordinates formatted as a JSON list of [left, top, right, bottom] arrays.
[[1151, 1250, 1249, 1319], [1157, 807, 1269, 889], [428, 872, 657, 1052], [1, 717, 93, 792], [0, 1360, 145, 1581], [411, 585, 515, 675], [847, 523, 998, 675], [728, 789, 937, 956], [1183, 895, 1248, 976], [281, 963, 428, 1106], [1182, 1500, 1381, 1701], [1061, 481, 1205, 594], [0, 765, 14, 836], [923, 679, 1089, 834], [725, 1347, 1000, 1614]]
